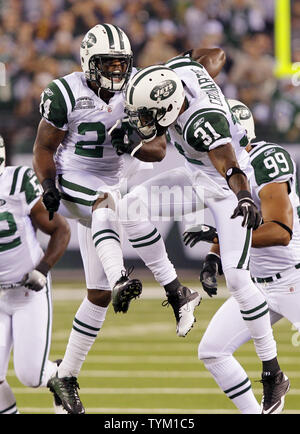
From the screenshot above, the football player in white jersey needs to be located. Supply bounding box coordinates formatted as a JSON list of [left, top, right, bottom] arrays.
[[0, 136, 70, 414], [121, 61, 288, 413], [32, 23, 225, 413], [184, 100, 294, 413]]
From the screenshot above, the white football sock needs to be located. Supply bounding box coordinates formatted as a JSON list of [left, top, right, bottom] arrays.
[[202, 356, 260, 414], [58, 297, 108, 378], [91, 207, 125, 289], [225, 268, 277, 362], [0, 380, 18, 414]]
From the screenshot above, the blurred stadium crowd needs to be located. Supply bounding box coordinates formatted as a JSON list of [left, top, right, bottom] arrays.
[[1, 0, 300, 162]]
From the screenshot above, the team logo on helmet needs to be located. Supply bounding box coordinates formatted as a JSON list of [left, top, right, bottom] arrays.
[[150, 80, 177, 102], [230, 104, 251, 120], [81, 32, 97, 49]]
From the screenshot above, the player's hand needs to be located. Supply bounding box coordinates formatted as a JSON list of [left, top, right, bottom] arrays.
[[110, 118, 135, 155], [183, 224, 219, 247], [200, 253, 223, 297], [231, 190, 262, 230], [42, 179, 61, 220], [21, 269, 47, 291]]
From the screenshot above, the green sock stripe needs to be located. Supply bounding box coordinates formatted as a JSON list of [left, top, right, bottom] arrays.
[[242, 308, 269, 321], [72, 325, 98, 338], [240, 301, 268, 315], [132, 234, 161, 248], [92, 229, 119, 240], [129, 228, 157, 243], [229, 385, 252, 400], [0, 403, 17, 414], [74, 317, 100, 331], [94, 236, 120, 248], [224, 377, 249, 394]]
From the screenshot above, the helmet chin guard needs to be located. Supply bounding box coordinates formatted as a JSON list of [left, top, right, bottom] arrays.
[[80, 23, 133, 92]]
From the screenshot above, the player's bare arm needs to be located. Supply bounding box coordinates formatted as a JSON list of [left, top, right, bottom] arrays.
[[30, 198, 70, 270], [251, 182, 293, 247], [33, 119, 66, 219], [33, 118, 66, 183], [208, 143, 250, 193], [134, 134, 167, 162], [192, 48, 226, 78]]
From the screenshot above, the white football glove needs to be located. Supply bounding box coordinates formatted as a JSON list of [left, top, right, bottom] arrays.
[[21, 269, 47, 291]]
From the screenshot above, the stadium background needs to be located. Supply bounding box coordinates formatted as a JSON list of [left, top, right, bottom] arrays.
[[1, 0, 300, 414]]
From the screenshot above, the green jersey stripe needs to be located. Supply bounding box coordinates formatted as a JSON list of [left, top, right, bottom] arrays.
[[9, 166, 22, 195], [92, 229, 120, 240], [237, 228, 251, 269], [58, 175, 97, 196], [102, 23, 115, 49], [168, 60, 204, 70], [58, 78, 75, 110], [224, 377, 249, 394], [129, 228, 157, 243], [249, 143, 279, 160], [132, 234, 161, 248], [0, 237, 21, 252], [240, 301, 268, 315], [128, 67, 171, 105], [74, 317, 100, 331], [60, 192, 96, 206]]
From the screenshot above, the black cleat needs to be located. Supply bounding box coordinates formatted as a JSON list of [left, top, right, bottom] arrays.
[[260, 370, 290, 414], [47, 373, 85, 415], [112, 266, 142, 313], [162, 286, 201, 337]]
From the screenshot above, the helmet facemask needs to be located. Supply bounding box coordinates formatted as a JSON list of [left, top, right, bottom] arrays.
[[88, 53, 133, 92], [125, 106, 167, 140]]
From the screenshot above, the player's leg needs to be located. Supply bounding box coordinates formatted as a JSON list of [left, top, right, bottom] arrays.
[[48, 222, 111, 414], [198, 296, 283, 414], [12, 278, 55, 389], [118, 168, 202, 336], [91, 191, 142, 313], [207, 194, 289, 413], [0, 299, 18, 414]]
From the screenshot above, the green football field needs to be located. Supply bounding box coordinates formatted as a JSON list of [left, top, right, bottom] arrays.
[[8, 282, 300, 414]]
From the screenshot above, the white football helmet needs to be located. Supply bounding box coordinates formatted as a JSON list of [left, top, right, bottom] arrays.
[[80, 23, 133, 92], [0, 135, 5, 176], [125, 65, 185, 129], [228, 99, 256, 143]]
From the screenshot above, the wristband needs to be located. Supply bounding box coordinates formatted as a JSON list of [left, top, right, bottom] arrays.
[[236, 190, 252, 201], [42, 178, 56, 192], [36, 261, 50, 277], [226, 167, 247, 187]]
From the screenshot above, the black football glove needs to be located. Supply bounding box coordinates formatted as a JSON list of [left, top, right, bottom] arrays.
[[42, 179, 61, 221], [110, 118, 136, 156], [231, 190, 262, 230], [183, 224, 219, 247], [200, 253, 223, 297]]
